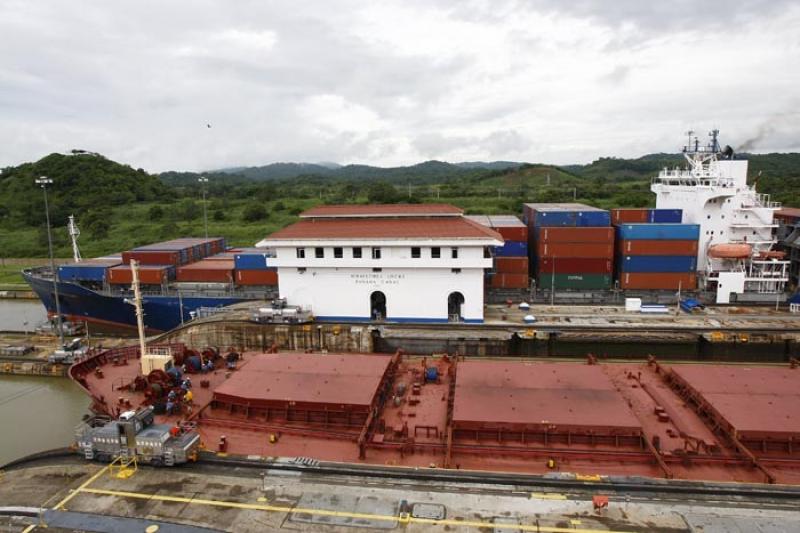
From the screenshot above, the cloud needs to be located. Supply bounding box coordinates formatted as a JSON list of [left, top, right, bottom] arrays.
[[0, 0, 798, 171]]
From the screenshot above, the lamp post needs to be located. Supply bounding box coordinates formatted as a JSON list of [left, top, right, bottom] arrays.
[[36, 176, 65, 347], [198, 176, 209, 239]]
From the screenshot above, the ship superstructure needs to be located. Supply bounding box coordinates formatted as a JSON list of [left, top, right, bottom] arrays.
[[651, 130, 788, 303]]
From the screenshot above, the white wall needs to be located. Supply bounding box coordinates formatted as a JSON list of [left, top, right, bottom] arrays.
[[278, 266, 485, 323]]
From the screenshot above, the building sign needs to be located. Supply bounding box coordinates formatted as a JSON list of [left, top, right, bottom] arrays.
[[350, 273, 406, 285]]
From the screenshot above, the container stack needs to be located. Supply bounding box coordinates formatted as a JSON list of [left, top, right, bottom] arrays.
[[108, 264, 176, 285], [234, 248, 278, 286], [616, 222, 700, 290], [466, 215, 529, 289], [523, 203, 614, 290], [58, 258, 122, 284], [176, 259, 235, 283], [611, 208, 683, 225]]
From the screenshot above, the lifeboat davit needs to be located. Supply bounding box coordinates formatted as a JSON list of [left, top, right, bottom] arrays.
[[757, 250, 786, 259], [708, 243, 752, 259]]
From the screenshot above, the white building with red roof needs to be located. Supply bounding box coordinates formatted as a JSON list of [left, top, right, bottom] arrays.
[[256, 204, 503, 323]]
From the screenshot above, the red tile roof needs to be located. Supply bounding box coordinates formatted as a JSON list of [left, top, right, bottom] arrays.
[[264, 216, 504, 241], [300, 203, 463, 218]]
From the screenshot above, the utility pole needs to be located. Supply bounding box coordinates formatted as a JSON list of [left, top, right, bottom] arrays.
[[36, 176, 64, 347], [198, 176, 209, 239], [550, 257, 556, 307]]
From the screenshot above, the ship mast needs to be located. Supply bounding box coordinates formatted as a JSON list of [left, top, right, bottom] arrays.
[[130, 260, 147, 359], [68, 215, 82, 263]]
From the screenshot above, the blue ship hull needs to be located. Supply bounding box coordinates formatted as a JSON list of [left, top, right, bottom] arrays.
[[23, 270, 253, 333]]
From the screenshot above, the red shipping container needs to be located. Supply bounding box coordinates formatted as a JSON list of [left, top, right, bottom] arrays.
[[537, 242, 614, 259], [495, 257, 529, 274], [122, 250, 181, 266], [235, 270, 278, 286], [489, 273, 528, 289], [611, 208, 649, 224], [619, 272, 697, 290], [537, 227, 614, 243], [108, 265, 173, 285], [537, 257, 612, 275], [617, 239, 698, 256], [176, 260, 234, 283], [494, 226, 528, 242]]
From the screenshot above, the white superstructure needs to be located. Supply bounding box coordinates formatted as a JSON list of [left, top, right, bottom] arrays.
[[256, 204, 503, 323], [651, 130, 788, 303]]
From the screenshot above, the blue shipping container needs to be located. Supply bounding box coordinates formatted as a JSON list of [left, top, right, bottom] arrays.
[[576, 211, 611, 227], [620, 255, 697, 273], [532, 211, 576, 227], [494, 241, 528, 257], [649, 209, 683, 223], [618, 224, 700, 241], [234, 253, 270, 270], [58, 260, 121, 282]]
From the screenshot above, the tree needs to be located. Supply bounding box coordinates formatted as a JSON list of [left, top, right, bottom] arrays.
[[242, 203, 267, 222], [212, 209, 226, 221], [148, 205, 164, 220], [366, 181, 401, 203]]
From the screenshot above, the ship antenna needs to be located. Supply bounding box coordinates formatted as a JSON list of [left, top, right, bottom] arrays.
[[68, 215, 82, 263], [709, 129, 720, 153], [684, 130, 695, 152]]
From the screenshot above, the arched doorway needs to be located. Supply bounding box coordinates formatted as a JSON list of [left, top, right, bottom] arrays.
[[370, 291, 387, 321], [448, 291, 465, 322]]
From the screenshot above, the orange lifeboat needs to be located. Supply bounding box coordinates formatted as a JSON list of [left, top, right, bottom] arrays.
[[757, 250, 786, 259], [708, 243, 752, 259]]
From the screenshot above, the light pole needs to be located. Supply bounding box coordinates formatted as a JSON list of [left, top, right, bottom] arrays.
[[198, 176, 209, 238], [36, 176, 65, 347]]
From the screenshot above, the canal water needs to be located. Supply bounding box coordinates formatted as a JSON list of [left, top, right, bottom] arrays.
[[0, 375, 88, 465], [0, 299, 47, 332], [0, 300, 88, 465]]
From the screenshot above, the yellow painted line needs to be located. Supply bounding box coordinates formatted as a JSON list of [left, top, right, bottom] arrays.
[[52, 464, 109, 510], [530, 492, 568, 500], [78, 486, 633, 533], [21, 525, 37, 533]]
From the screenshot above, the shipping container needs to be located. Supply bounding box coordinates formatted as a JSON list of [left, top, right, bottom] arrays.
[[495, 257, 529, 274], [108, 265, 175, 285], [234, 252, 272, 270], [488, 215, 528, 242], [524, 203, 610, 228], [649, 209, 682, 223], [536, 257, 613, 275], [176, 260, 235, 283], [58, 259, 121, 282], [617, 224, 700, 241], [617, 239, 698, 256], [235, 269, 278, 286], [489, 273, 528, 289], [619, 272, 697, 290], [204, 252, 238, 261], [122, 250, 183, 266], [537, 273, 612, 289], [537, 227, 615, 244], [611, 208, 649, 224], [494, 241, 528, 257], [620, 255, 697, 273], [537, 242, 614, 259]]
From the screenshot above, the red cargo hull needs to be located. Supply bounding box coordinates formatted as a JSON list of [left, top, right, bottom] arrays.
[[619, 272, 697, 290], [536, 227, 614, 243], [537, 257, 613, 274], [537, 242, 614, 259], [618, 239, 698, 256]]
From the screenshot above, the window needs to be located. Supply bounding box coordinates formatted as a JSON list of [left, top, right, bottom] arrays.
[[315, 247, 324, 258], [334, 247, 343, 258], [373, 267, 382, 272], [372, 247, 382, 259], [296, 248, 305, 259], [353, 247, 362, 258], [431, 247, 441, 258], [411, 247, 421, 258], [451, 268, 461, 273], [451, 247, 459, 259]]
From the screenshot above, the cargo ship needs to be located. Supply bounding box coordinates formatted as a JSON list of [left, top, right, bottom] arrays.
[[69, 341, 800, 485], [23, 237, 278, 334]]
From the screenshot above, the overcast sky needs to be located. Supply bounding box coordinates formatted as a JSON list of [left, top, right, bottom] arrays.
[[1, 0, 798, 172]]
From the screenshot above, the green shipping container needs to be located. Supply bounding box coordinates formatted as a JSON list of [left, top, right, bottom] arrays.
[[537, 273, 612, 289]]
